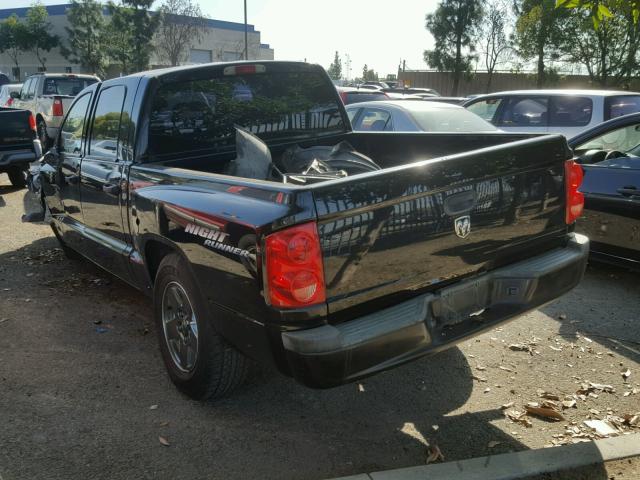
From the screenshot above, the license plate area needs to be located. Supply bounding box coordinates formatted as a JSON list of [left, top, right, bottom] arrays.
[[430, 277, 491, 327]]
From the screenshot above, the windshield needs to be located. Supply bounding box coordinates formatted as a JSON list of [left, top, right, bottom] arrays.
[[576, 122, 640, 154], [410, 106, 498, 132], [149, 70, 345, 157], [43, 77, 98, 96]]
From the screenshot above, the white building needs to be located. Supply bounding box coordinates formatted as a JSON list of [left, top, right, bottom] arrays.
[[0, 3, 274, 81]]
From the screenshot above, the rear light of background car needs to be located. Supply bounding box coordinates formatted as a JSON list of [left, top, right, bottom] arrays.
[[7, 97, 13, 106], [264, 222, 326, 308], [223, 64, 266, 76], [28, 113, 36, 132], [565, 160, 584, 224], [52, 98, 64, 117], [339, 91, 348, 104]]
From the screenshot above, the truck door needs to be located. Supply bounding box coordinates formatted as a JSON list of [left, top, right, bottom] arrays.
[[79, 83, 131, 280], [41, 89, 94, 251]]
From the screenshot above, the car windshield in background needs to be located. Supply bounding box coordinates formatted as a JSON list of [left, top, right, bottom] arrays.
[[43, 77, 98, 96], [410, 106, 498, 132], [346, 92, 387, 103], [605, 95, 640, 120], [577, 123, 640, 154], [150, 71, 345, 157]]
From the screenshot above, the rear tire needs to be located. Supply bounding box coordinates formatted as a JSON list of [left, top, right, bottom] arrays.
[[7, 166, 27, 188], [153, 253, 250, 400]]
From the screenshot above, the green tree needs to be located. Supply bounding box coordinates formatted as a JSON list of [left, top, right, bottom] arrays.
[[112, 0, 160, 73], [560, 3, 640, 85], [156, 0, 207, 66], [62, 0, 108, 76], [556, 0, 640, 27], [514, 0, 568, 87], [424, 0, 483, 96], [361, 64, 378, 81], [106, 3, 136, 74], [327, 51, 342, 80], [25, 2, 59, 71], [0, 14, 29, 77]]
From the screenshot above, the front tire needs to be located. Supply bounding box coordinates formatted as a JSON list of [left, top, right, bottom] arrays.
[[153, 253, 250, 400], [7, 166, 27, 188]]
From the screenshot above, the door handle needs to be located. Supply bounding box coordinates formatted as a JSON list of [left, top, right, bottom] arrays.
[[103, 183, 121, 195], [617, 186, 638, 197]]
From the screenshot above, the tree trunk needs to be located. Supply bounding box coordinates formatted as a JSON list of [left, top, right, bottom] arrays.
[[536, 46, 545, 88], [452, 34, 462, 96], [486, 70, 493, 93]]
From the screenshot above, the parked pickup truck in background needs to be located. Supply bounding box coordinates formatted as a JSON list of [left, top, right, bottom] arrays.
[[32, 61, 589, 400], [10, 73, 100, 148], [0, 107, 42, 187]]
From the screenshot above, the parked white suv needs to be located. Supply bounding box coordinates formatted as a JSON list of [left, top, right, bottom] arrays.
[[463, 90, 640, 138], [10, 73, 100, 147]]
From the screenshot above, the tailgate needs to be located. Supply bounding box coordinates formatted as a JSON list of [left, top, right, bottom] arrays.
[[0, 109, 33, 151], [311, 134, 572, 318]]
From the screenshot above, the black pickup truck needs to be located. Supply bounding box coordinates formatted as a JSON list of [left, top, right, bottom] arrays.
[[33, 61, 589, 400], [1, 107, 42, 187]]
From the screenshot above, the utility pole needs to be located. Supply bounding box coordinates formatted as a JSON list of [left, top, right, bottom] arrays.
[[345, 54, 352, 82], [244, 0, 248, 60]]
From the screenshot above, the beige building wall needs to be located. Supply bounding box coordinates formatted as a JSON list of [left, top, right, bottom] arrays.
[[0, 4, 274, 81]]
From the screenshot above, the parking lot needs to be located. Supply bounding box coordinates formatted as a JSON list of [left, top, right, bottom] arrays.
[[1, 177, 639, 480]]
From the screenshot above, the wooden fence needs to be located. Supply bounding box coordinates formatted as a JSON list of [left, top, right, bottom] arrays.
[[398, 70, 640, 96]]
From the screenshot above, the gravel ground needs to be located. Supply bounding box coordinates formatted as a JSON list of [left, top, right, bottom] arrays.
[[0, 176, 639, 480]]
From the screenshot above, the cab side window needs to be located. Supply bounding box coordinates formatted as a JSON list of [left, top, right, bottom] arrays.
[[498, 97, 548, 127], [20, 78, 32, 100], [466, 98, 503, 123], [549, 97, 592, 126], [59, 92, 92, 154], [88, 85, 126, 160], [353, 108, 393, 131]]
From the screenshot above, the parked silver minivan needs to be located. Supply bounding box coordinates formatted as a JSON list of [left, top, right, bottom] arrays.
[[463, 90, 640, 138]]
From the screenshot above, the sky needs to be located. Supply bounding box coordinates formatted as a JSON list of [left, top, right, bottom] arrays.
[[8, 0, 440, 78]]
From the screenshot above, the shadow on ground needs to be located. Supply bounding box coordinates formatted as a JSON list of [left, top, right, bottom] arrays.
[[0, 235, 612, 480]]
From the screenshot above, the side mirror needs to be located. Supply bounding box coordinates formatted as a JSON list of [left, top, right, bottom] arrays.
[[10, 91, 19, 99]]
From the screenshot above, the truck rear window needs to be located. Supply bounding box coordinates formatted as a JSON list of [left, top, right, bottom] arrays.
[[43, 77, 98, 96], [149, 71, 345, 157]]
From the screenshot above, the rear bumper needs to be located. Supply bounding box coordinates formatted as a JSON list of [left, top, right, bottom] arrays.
[[0, 148, 38, 169], [282, 233, 589, 388]]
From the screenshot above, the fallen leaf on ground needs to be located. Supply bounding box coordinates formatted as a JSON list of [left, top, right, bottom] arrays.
[[159, 436, 170, 446], [506, 409, 533, 427], [149, 405, 158, 410], [484, 387, 491, 393], [358, 383, 365, 392], [583, 420, 617, 437], [499, 366, 513, 372], [509, 343, 533, 354], [540, 392, 561, 401], [426, 444, 444, 464], [487, 441, 502, 448], [476, 365, 487, 371], [549, 346, 562, 351], [622, 369, 631, 380], [562, 399, 577, 409], [159, 421, 169, 427], [558, 314, 567, 320], [432, 425, 439, 431], [525, 405, 565, 421], [472, 375, 487, 382], [501, 401, 515, 409]]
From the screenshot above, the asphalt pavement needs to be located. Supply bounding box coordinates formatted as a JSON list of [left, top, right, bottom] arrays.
[[0, 177, 638, 480]]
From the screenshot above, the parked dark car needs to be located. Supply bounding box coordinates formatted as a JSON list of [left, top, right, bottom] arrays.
[[0, 107, 42, 187], [30, 61, 588, 401], [336, 86, 388, 104], [569, 113, 640, 270]]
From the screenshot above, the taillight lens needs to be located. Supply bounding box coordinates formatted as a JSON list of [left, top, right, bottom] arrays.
[[264, 222, 326, 308], [565, 160, 584, 224], [7, 97, 13, 106], [52, 98, 63, 116], [339, 91, 348, 104], [28, 113, 36, 132]]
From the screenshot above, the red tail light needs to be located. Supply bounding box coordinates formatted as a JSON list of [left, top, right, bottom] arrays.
[[52, 98, 64, 117], [264, 222, 326, 308], [565, 160, 584, 224], [28, 113, 36, 132], [223, 64, 266, 75], [339, 91, 348, 104], [7, 97, 13, 106]]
